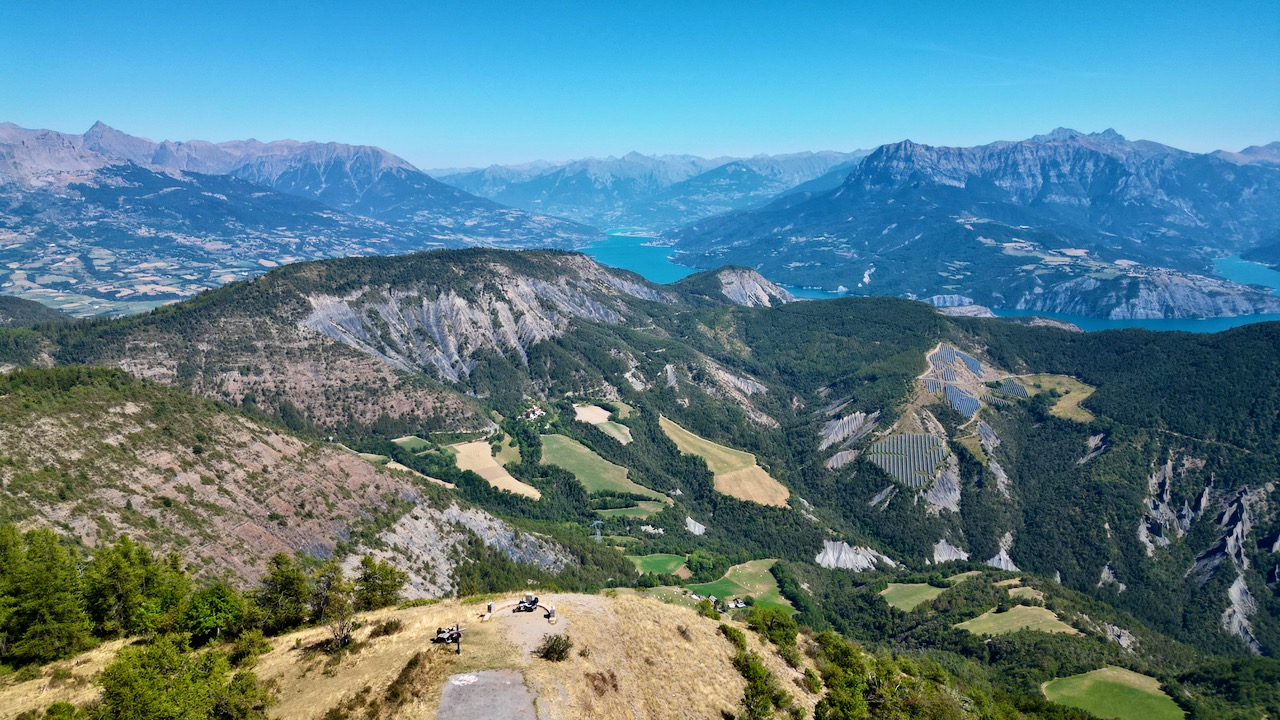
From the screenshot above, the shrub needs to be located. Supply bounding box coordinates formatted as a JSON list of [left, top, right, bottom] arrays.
[[230, 630, 272, 667], [746, 606, 798, 650], [368, 619, 404, 639], [803, 667, 823, 693], [676, 624, 692, 641], [719, 624, 747, 653], [534, 633, 574, 662]]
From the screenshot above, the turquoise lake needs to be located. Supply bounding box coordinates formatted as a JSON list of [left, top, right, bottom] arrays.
[[580, 230, 845, 298], [580, 233, 1280, 333]]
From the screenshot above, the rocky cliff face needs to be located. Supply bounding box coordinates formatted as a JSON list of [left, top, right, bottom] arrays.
[[300, 255, 674, 382], [345, 502, 573, 599], [715, 268, 796, 307], [1015, 273, 1280, 319], [671, 128, 1280, 318]]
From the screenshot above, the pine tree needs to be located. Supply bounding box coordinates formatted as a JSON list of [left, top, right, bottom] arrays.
[[10, 528, 93, 663], [254, 553, 310, 634], [354, 555, 408, 611]]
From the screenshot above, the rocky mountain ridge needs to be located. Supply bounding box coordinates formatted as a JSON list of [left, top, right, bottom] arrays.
[[0, 121, 597, 316], [670, 128, 1280, 319]]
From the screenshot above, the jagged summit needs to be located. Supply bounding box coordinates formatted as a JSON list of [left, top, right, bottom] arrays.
[[1029, 127, 1127, 143]]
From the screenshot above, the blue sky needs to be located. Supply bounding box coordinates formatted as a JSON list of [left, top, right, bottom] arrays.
[[2, 1, 1276, 168]]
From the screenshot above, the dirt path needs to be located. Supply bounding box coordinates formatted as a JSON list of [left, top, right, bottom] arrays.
[[438, 669, 536, 720]]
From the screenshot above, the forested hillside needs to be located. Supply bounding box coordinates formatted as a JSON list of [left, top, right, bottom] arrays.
[[3, 249, 1279, 717]]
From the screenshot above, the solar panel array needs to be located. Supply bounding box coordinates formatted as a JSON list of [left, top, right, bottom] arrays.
[[996, 377, 1029, 398], [868, 434, 947, 488], [983, 393, 1010, 407], [933, 345, 958, 367], [939, 367, 957, 381], [924, 379, 943, 394], [958, 351, 983, 375], [945, 384, 981, 418]]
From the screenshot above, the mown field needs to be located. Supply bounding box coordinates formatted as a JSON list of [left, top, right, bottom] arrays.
[[391, 435, 431, 453], [573, 403, 633, 444], [1042, 666, 1184, 720], [540, 434, 667, 505], [955, 605, 1080, 636], [449, 440, 541, 499], [686, 559, 792, 611], [658, 416, 789, 507], [628, 553, 688, 576], [879, 583, 945, 611]]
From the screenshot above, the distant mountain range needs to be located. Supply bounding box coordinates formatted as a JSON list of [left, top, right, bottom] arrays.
[[0, 122, 595, 315], [668, 129, 1280, 319], [4, 121, 1279, 320], [436, 150, 869, 229]]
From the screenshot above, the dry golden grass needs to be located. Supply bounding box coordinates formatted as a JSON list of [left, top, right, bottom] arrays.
[[1022, 374, 1097, 423], [574, 403, 634, 444], [518, 593, 818, 720], [449, 440, 541, 499], [573, 404, 613, 425], [0, 639, 133, 719], [5, 592, 827, 720], [1009, 586, 1046, 601], [659, 416, 789, 507], [955, 605, 1081, 636]]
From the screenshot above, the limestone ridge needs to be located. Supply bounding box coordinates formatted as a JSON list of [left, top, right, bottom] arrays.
[[670, 128, 1280, 319]]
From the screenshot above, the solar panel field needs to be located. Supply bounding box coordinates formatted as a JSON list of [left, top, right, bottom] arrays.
[[868, 434, 947, 487], [945, 384, 981, 418]]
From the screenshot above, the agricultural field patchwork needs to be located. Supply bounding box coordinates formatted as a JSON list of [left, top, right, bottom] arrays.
[[573, 402, 633, 444], [449, 440, 541, 500], [670, 559, 793, 612], [867, 434, 947, 488], [955, 605, 1080, 636], [1042, 667, 1184, 720], [1022, 374, 1097, 422], [658, 416, 789, 507]]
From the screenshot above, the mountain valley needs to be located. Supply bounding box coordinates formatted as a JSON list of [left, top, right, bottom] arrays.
[[2, 246, 1280, 717]]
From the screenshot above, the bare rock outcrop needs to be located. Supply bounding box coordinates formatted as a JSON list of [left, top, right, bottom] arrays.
[[685, 516, 707, 536], [301, 256, 676, 383], [1223, 574, 1264, 654], [347, 501, 572, 600], [985, 533, 1020, 571], [923, 455, 962, 515], [1077, 434, 1108, 464], [815, 540, 897, 571], [933, 539, 970, 563], [1098, 563, 1127, 592], [716, 267, 796, 307], [820, 410, 880, 451]]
